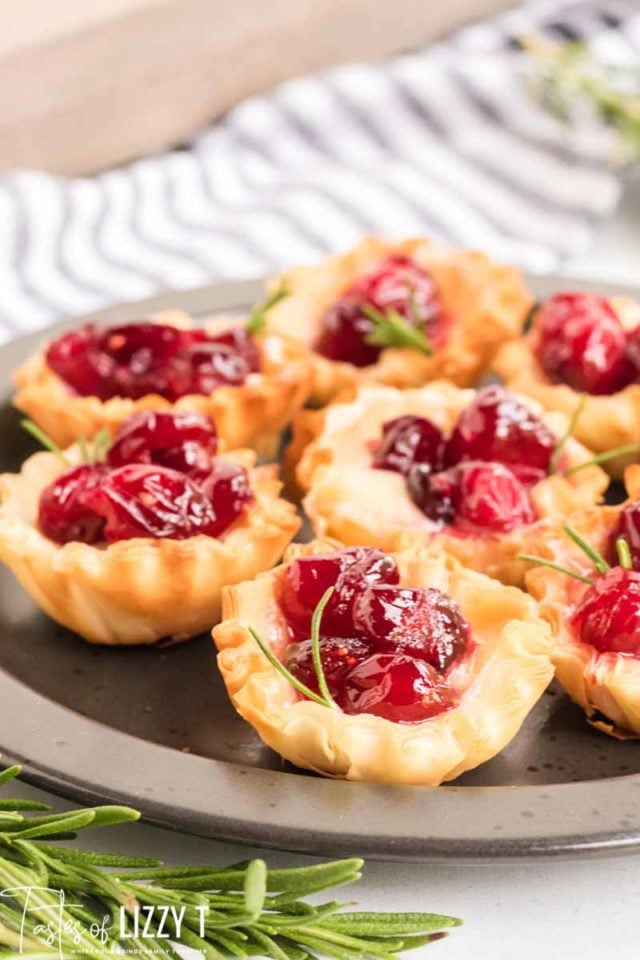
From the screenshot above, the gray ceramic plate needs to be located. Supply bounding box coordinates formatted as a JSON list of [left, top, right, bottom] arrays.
[[2, 274, 640, 863]]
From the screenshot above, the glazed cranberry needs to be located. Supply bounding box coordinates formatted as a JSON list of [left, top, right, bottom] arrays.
[[572, 567, 640, 656], [338, 653, 455, 723], [82, 464, 225, 542], [611, 502, 640, 570], [315, 255, 443, 366], [107, 411, 218, 482], [210, 328, 261, 373], [183, 342, 251, 394], [535, 293, 634, 395], [372, 416, 444, 475], [278, 547, 400, 637], [453, 461, 535, 532], [285, 636, 374, 697], [406, 464, 457, 524], [624, 326, 640, 378], [46, 321, 261, 401], [352, 585, 469, 671], [199, 461, 254, 537], [445, 385, 555, 485], [38, 464, 110, 544]]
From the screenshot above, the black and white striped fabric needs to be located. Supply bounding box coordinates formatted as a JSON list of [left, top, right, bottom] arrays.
[[0, 0, 637, 342]]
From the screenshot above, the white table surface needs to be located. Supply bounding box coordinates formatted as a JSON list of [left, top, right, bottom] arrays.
[[6, 184, 640, 960]]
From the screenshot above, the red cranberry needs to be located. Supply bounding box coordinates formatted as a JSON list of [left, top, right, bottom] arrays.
[[278, 547, 400, 637], [107, 411, 218, 482], [82, 464, 227, 541], [38, 464, 110, 544], [284, 636, 374, 697], [406, 464, 457, 524], [453, 461, 535, 532], [315, 255, 443, 366], [611, 502, 640, 570], [338, 653, 455, 723], [572, 567, 640, 656], [46, 321, 261, 401], [199, 461, 254, 537], [352, 585, 469, 671], [624, 326, 640, 378], [372, 415, 444, 475], [535, 293, 634, 395], [445, 385, 555, 485]]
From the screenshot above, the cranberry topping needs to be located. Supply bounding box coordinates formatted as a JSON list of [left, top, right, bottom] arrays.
[[453, 461, 535, 533], [535, 293, 635, 396], [353, 585, 469, 671], [611, 502, 640, 570], [572, 567, 640, 656], [284, 636, 374, 697], [315, 255, 444, 367], [38, 464, 110, 544], [199, 461, 254, 537], [445, 385, 555, 485], [107, 411, 218, 482], [408, 461, 534, 532], [406, 464, 457, 524], [46, 322, 261, 402], [279, 547, 400, 638], [372, 415, 444, 476], [81, 464, 229, 541], [338, 654, 455, 723]]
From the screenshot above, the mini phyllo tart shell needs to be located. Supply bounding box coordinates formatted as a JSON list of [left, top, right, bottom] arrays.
[[527, 465, 640, 737], [290, 382, 608, 587], [13, 311, 311, 458], [494, 296, 640, 479], [214, 540, 553, 785], [265, 236, 531, 405], [0, 446, 300, 646]]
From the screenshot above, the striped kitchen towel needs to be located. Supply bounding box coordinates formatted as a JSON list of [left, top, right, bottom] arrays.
[[0, 0, 637, 341]]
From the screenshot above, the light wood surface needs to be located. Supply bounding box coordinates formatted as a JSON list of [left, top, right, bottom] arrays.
[[0, 0, 514, 175]]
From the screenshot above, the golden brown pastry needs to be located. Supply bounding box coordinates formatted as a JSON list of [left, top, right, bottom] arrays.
[[214, 539, 553, 785], [265, 236, 531, 405], [291, 381, 608, 586], [13, 310, 311, 457], [527, 465, 640, 736], [494, 292, 640, 479], [0, 412, 300, 645]]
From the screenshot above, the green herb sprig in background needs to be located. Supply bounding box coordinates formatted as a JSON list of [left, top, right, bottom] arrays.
[[0, 765, 461, 959]]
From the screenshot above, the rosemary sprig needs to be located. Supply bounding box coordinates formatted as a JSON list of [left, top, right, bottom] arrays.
[[563, 523, 610, 574], [548, 399, 585, 475], [362, 305, 432, 357], [20, 420, 69, 466], [563, 442, 640, 476], [516, 554, 594, 585], [21, 420, 110, 466], [616, 538, 633, 570], [249, 588, 339, 711], [246, 285, 289, 336], [0, 765, 460, 959], [526, 38, 640, 164]]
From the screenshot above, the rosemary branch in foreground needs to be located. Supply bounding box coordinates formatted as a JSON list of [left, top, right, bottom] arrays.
[[0, 766, 460, 959]]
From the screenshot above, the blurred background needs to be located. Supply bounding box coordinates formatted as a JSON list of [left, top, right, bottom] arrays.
[[0, 0, 638, 336]]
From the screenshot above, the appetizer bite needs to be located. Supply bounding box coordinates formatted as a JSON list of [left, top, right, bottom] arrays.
[[262, 236, 530, 405], [13, 308, 311, 457], [526, 465, 640, 737], [0, 411, 300, 645], [214, 540, 553, 784], [494, 292, 640, 478], [291, 382, 608, 586]]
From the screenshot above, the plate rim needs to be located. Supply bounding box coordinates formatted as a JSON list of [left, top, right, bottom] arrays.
[[3, 272, 640, 862]]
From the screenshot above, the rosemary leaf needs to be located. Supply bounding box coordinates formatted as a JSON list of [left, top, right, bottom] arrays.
[[362, 306, 432, 357], [616, 538, 633, 570], [516, 554, 594, 585], [549, 398, 585, 474], [246, 285, 289, 336], [20, 420, 69, 466], [563, 524, 610, 574]]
